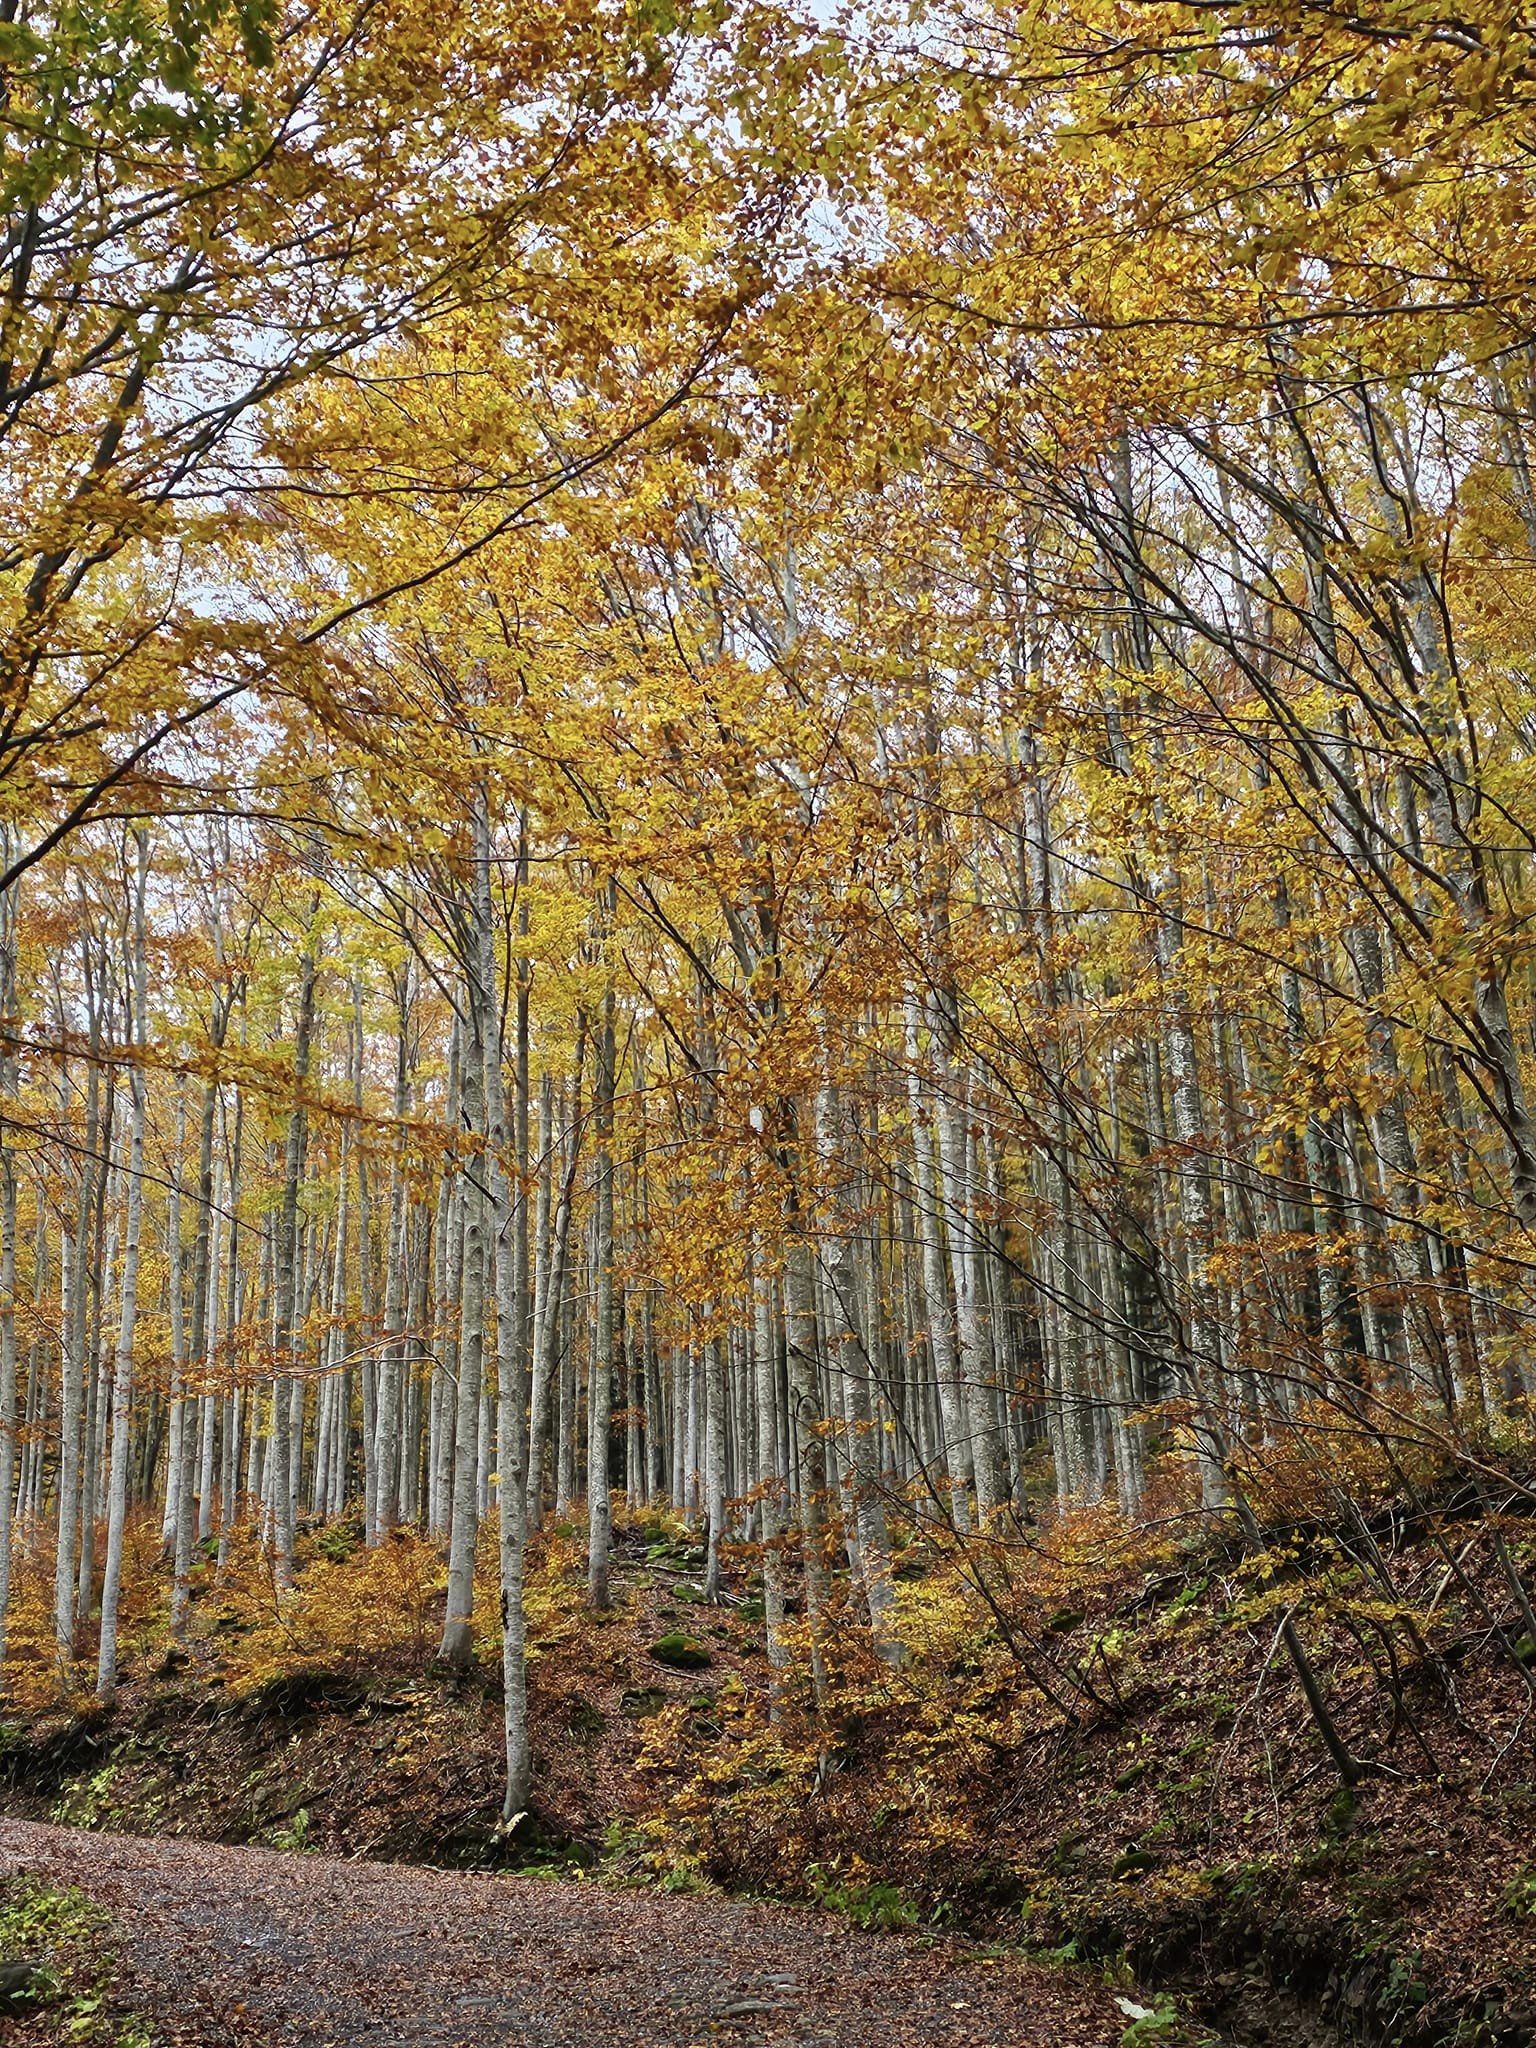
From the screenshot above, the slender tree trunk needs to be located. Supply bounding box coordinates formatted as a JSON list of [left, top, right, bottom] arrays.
[[269, 899, 318, 1591], [587, 966, 617, 1611], [98, 835, 149, 1701], [439, 962, 488, 1671]]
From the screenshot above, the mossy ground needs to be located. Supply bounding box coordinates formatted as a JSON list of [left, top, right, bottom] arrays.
[[0, 1874, 152, 2048]]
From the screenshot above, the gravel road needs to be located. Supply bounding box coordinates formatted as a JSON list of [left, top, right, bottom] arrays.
[[0, 1820, 1125, 2048]]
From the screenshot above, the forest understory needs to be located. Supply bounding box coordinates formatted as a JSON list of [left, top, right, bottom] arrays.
[[4, 1466, 1535, 2048]]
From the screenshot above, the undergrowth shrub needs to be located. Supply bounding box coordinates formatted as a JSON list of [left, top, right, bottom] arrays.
[[210, 1524, 449, 1693], [1, 1522, 166, 1711]]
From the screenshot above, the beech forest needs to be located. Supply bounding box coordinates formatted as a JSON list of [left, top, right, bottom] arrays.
[[0, 7, 1535, 2045]]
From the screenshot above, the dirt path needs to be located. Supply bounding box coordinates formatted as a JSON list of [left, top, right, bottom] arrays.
[[0, 1821, 1125, 2048]]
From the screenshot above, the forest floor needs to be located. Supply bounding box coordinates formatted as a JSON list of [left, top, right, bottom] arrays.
[[4, 1493, 1536, 2047], [0, 1819, 1128, 2048]]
